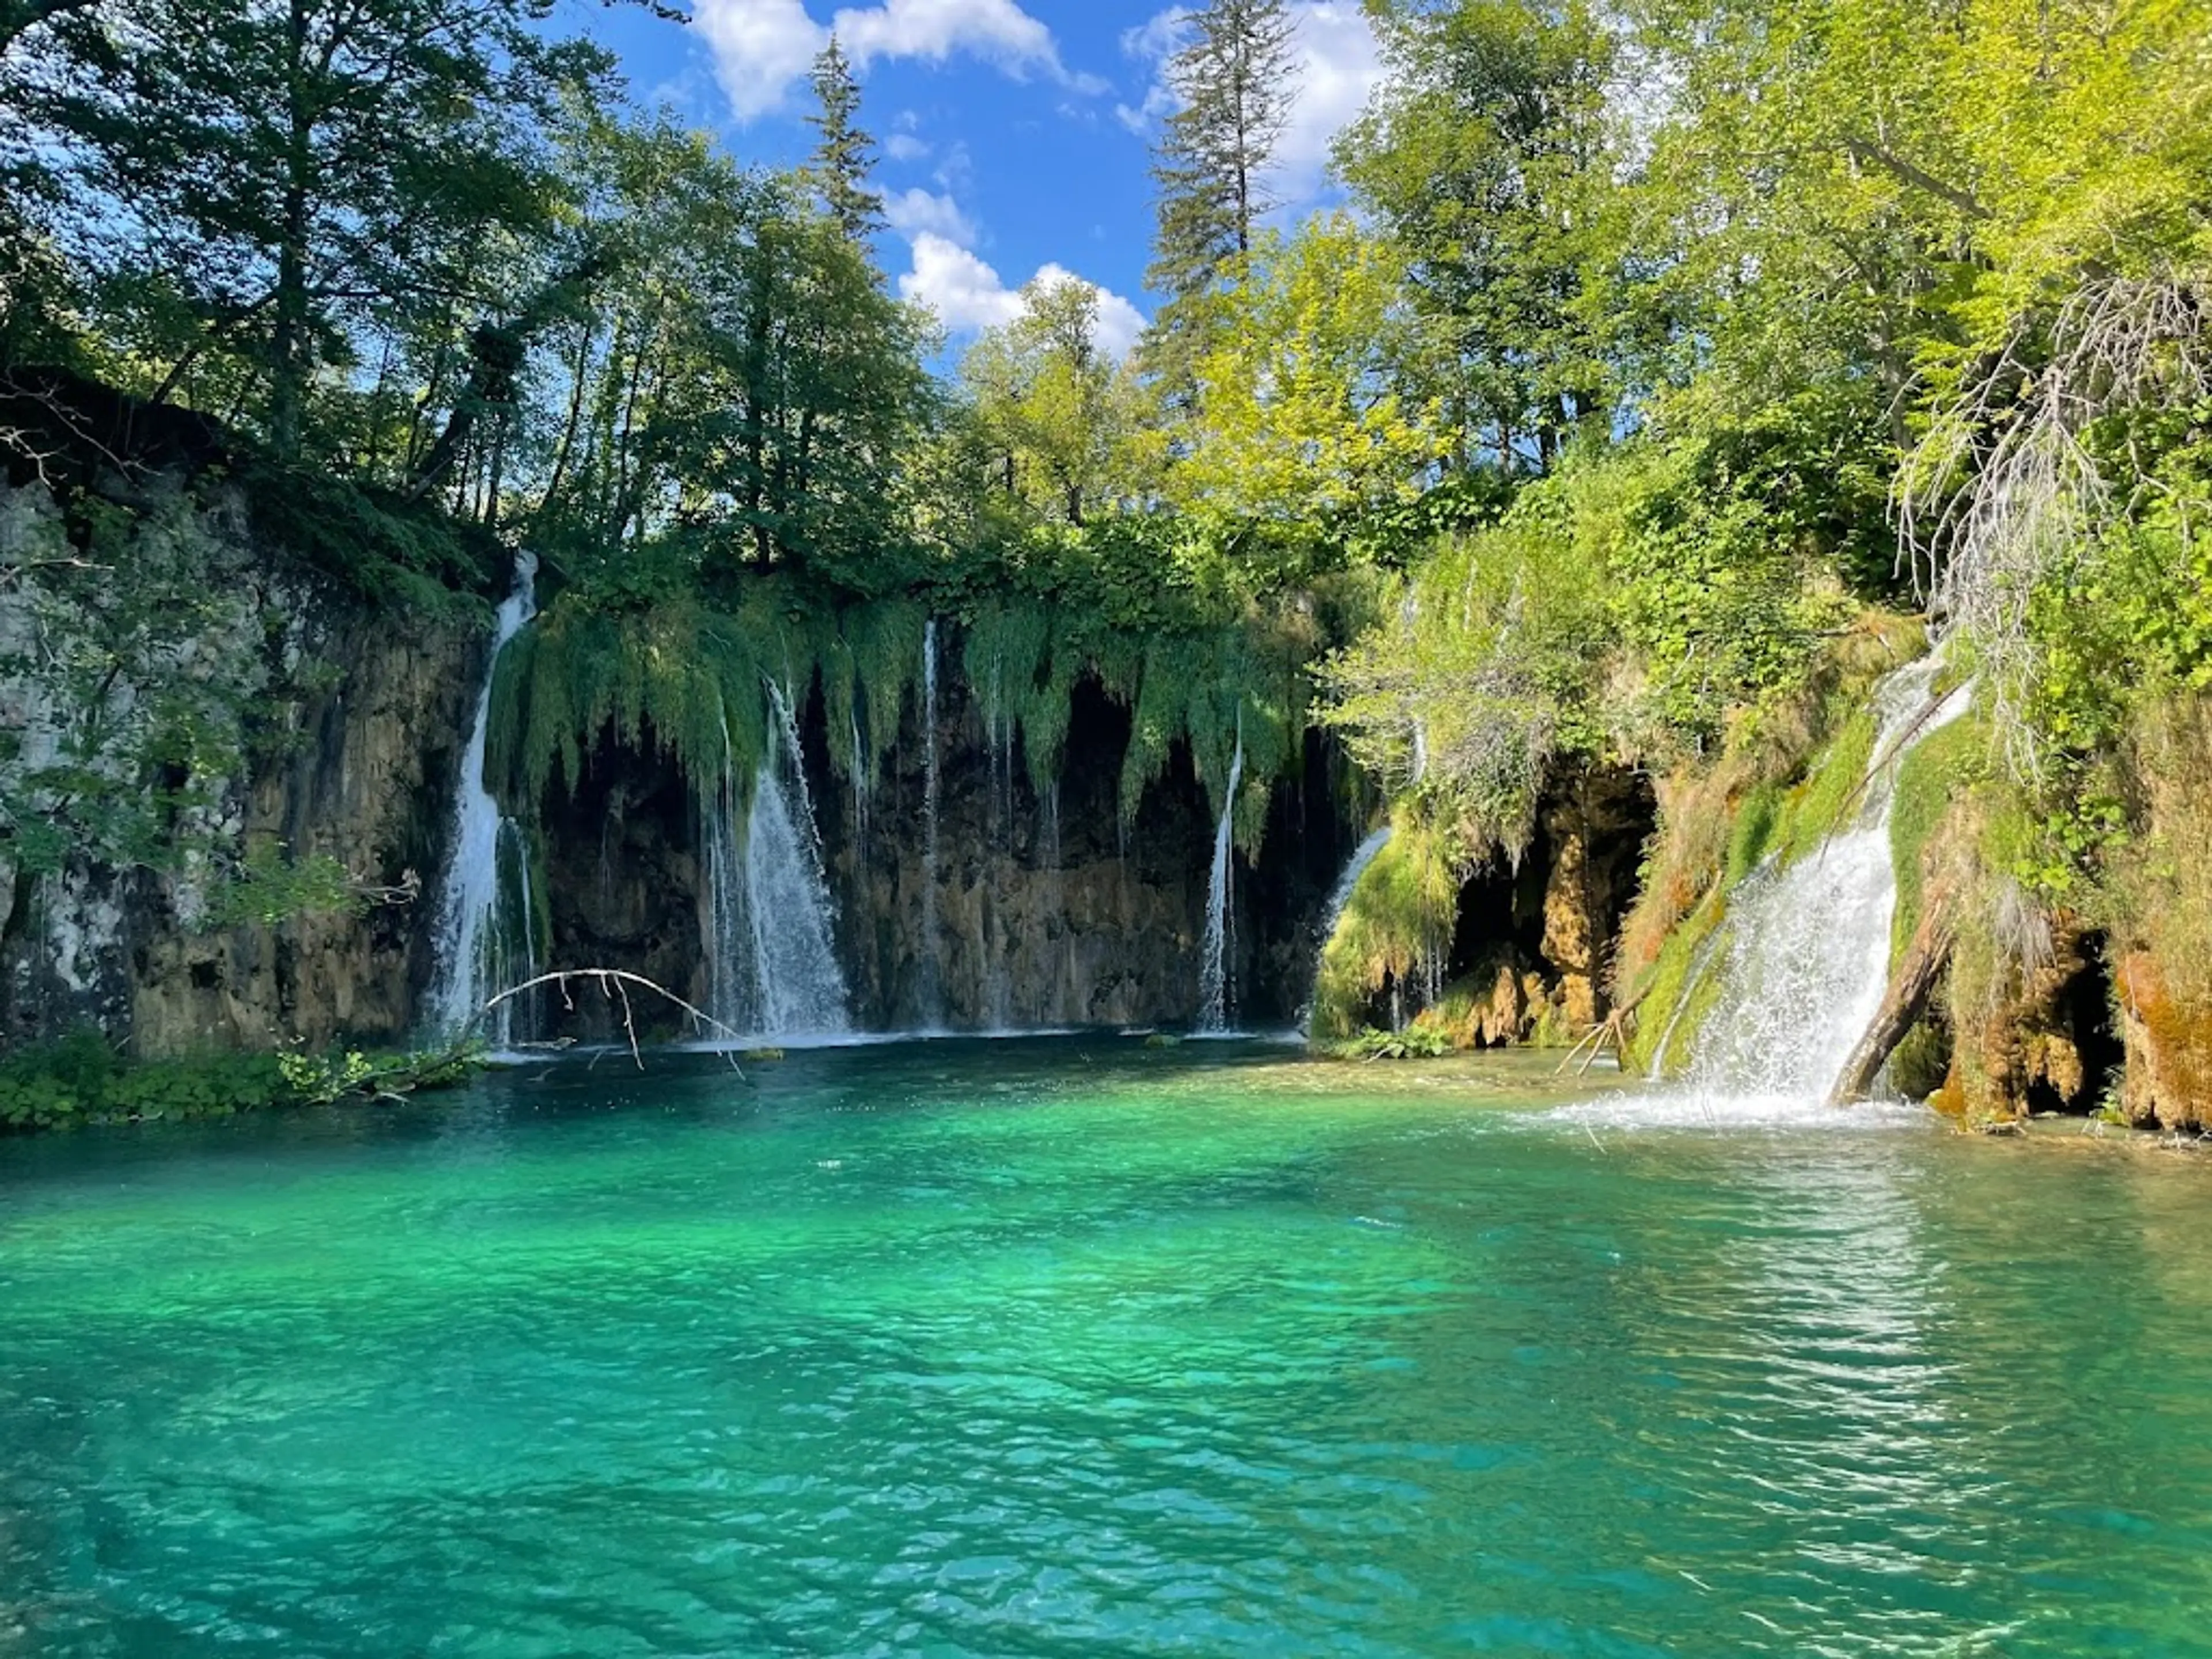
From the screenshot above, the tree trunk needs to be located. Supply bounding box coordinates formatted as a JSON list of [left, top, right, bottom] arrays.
[[1828, 897, 1956, 1106]]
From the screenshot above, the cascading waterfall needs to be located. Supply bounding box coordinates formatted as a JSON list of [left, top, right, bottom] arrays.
[[918, 618, 944, 1027], [701, 685, 852, 1041], [702, 730, 755, 1035], [1295, 825, 1394, 1033], [1319, 827, 1392, 950], [1196, 724, 1245, 1033], [744, 683, 850, 1036], [1687, 653, 1972, 1103], [427, 554, 540, 1044]]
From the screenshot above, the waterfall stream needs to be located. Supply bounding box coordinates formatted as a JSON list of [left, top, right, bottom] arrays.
[[919, 619, 944, 1028], [426, 555, 539, 1044], [1318, 826, 1393, 947], [1196, 728, 1245, 1032], [1294, 825, 1394, 1033], [702, 687, 853, 1042], [1686, 653, 1971, 1104]]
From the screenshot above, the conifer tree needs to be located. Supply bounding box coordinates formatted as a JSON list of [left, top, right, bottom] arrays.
[[1141, 0, 1298, 406], [806, 38, 883, 243]]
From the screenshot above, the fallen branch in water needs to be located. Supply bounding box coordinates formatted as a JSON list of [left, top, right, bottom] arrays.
[[479, 969, 750, 1080], [1556, 982, 1649, 1077]]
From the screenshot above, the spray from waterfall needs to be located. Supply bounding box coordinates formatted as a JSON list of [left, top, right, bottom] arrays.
[[1196, 722, 1245, 1033], [427, 554, 539, 1045], [1687, 653, 1971, 1104]]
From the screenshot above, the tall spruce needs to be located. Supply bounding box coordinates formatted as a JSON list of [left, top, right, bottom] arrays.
[[1142, 0, 1298, 406], [806, 38, 883, 242]]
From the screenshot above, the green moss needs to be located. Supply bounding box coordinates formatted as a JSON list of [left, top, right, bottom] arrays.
[[491, 572, 1316, 845], [1623, 888, 1728, 1075], [1889, 712, 1989, 963], [1724, 783, 1782, 886], [0, 1032, 479, 1134], [1308, 812, 1460, 1042], [1770, 706, 1877, 866]]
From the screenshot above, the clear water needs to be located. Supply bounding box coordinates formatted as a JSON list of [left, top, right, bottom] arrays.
[[3, 1043, 2210, 1657]]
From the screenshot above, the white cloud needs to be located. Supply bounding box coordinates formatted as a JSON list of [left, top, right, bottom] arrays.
[[884, 132, 931, 162], [694, 0, 1101, 124], [1118, 3, 1383, 206], [1275, 3, 1384, 202], [695, 0, 826, 121], [883, 187, 978, 247], [899, 234, 1147, 357]]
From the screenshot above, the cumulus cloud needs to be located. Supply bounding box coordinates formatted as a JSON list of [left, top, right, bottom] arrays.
[[695, 0, 826, 120], [1273, 3, 1384, 202], [884, 132, 931, 162], [1118, 2, 1383, 207], [883, 187, 979, 247], [694, 0, 1101, 123], [899, 234, 1147, 357]]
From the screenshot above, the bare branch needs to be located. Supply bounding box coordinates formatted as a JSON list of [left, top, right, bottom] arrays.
[[478, 969, 752, 1078]]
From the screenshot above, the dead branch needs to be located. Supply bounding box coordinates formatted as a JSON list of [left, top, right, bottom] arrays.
[[478, 969, 751, 1079], [1896, 274, 2207, 777]]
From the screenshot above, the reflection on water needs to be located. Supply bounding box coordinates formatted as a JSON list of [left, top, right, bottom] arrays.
[[1, 1040, 2209, 1657]]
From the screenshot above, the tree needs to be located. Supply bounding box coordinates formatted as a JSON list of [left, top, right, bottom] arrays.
[[1141, 0, 1297, 406], [29, 0, 615, 460], [806, 37, 883, 244], [527, 115, 931, 593], [1173, 217, 1438, 530], [1335, 0, 1620, 472], [963, 276, 1158, 528]]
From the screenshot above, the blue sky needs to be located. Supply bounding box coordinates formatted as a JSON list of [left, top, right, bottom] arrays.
[[559, 1, 1384, 357]]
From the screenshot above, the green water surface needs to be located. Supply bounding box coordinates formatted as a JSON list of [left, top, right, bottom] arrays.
[[2, 1039, 2209, 1656]]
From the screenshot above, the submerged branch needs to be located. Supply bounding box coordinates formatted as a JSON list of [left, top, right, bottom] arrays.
[[479, 969, 751, 1080]]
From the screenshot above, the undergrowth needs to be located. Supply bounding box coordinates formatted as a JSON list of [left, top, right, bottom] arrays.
[[0, 1031, 481, 1134]]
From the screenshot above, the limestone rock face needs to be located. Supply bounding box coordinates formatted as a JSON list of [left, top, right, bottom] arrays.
[[2115, 952, 2212, 1131], [524, 666, 1363, 1041], [0, 475, 476, 1057], [1537, 771, 1653, 1030], [130, 609, 475, 1054], [1938, 917, 2123, 1123]]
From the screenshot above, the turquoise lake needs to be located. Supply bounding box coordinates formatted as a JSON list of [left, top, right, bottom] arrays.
[[2, 1039, 2209, 1656]]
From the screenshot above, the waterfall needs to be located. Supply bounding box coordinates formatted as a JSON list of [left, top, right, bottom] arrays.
[[1295, 825, 1393, 1033], [1687, 653, 1971, 1103], [918, 618, 944, 1028], [427, 554, 539, 1044], [1318, 826, 1392, 949], [702, 732, 756, 1035], [702, 687, 852, 1041], [1196, 725, 1245, 1033], [849, 706, 869, 857]]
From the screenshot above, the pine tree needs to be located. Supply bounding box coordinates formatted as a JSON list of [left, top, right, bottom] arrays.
[[1141, 0, 1298, 406], [806, 38, 883, 242]]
